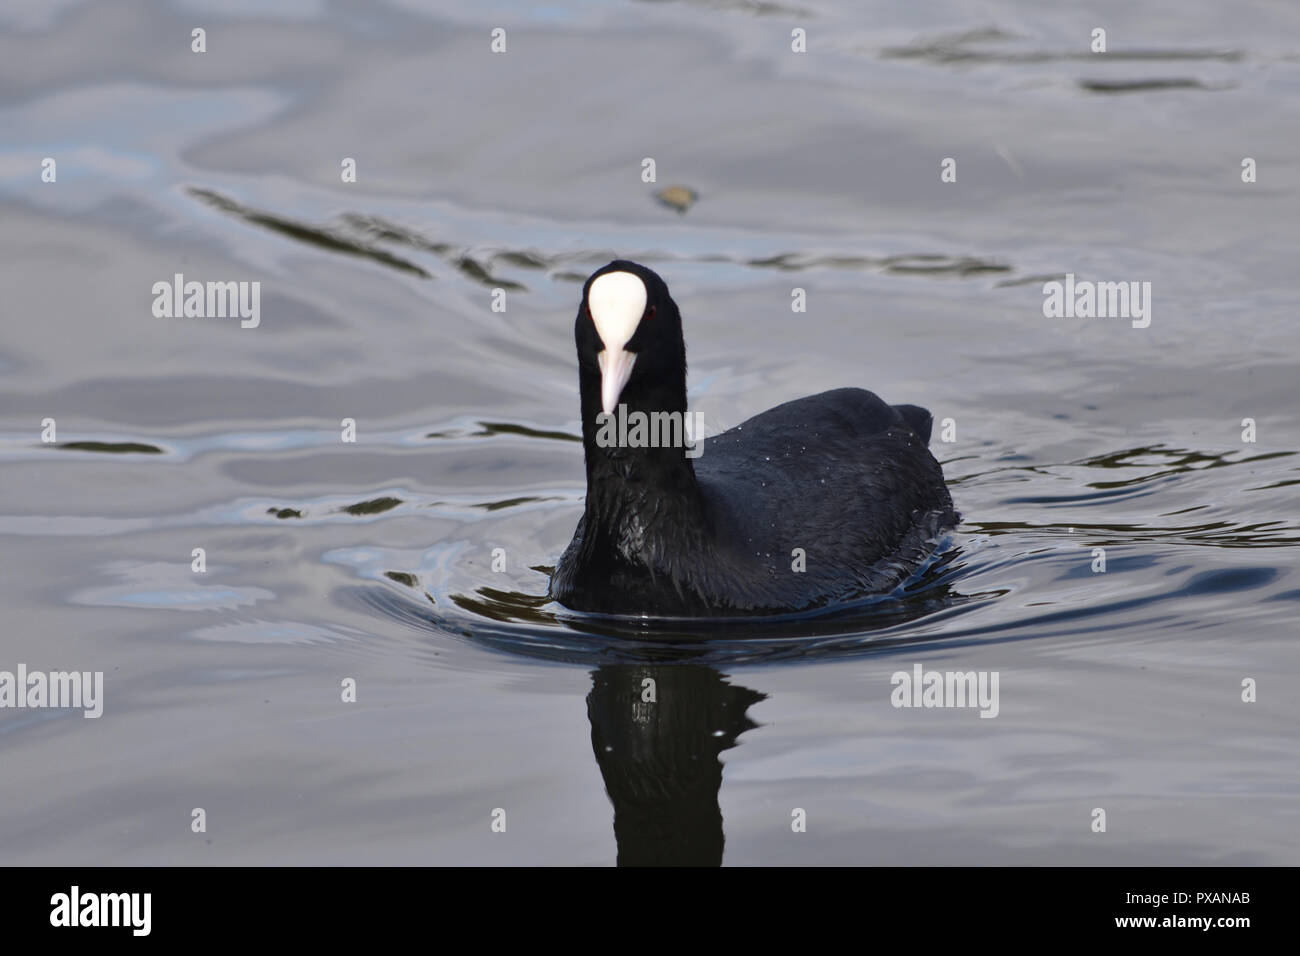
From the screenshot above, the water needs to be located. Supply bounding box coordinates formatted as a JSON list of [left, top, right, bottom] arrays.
[[1, 0, 1297, 865]]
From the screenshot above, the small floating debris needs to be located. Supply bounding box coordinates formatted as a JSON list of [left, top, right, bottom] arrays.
[[655, 185, 698, 214]]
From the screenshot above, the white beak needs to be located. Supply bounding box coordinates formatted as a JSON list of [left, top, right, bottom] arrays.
[[598, 348, 637, 416]]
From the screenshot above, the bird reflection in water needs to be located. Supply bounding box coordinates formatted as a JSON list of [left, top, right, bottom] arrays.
[[586, 664, 764, 866]]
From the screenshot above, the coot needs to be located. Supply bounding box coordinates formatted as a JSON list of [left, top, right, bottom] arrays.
[[550, 260, 958, 617]]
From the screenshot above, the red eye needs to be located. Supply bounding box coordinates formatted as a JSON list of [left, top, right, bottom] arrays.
[[644, 305, 657, 320]]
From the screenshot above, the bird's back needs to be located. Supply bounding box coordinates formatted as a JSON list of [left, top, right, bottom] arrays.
[[690, 388, 956, 609]]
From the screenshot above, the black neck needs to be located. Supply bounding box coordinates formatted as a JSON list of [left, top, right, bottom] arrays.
[[578, 367, 706, 560]]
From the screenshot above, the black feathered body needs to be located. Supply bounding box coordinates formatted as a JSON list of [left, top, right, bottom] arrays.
[[551, 387, 957, 616]]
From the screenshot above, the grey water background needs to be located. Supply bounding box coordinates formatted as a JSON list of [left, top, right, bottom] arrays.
[[1, 0, 1298, 865]]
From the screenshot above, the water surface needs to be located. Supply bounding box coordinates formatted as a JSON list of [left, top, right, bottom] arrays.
[[1, 0, 1298, 864]]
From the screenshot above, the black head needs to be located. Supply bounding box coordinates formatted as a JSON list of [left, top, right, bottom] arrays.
[[575, 260, 687, 439]]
